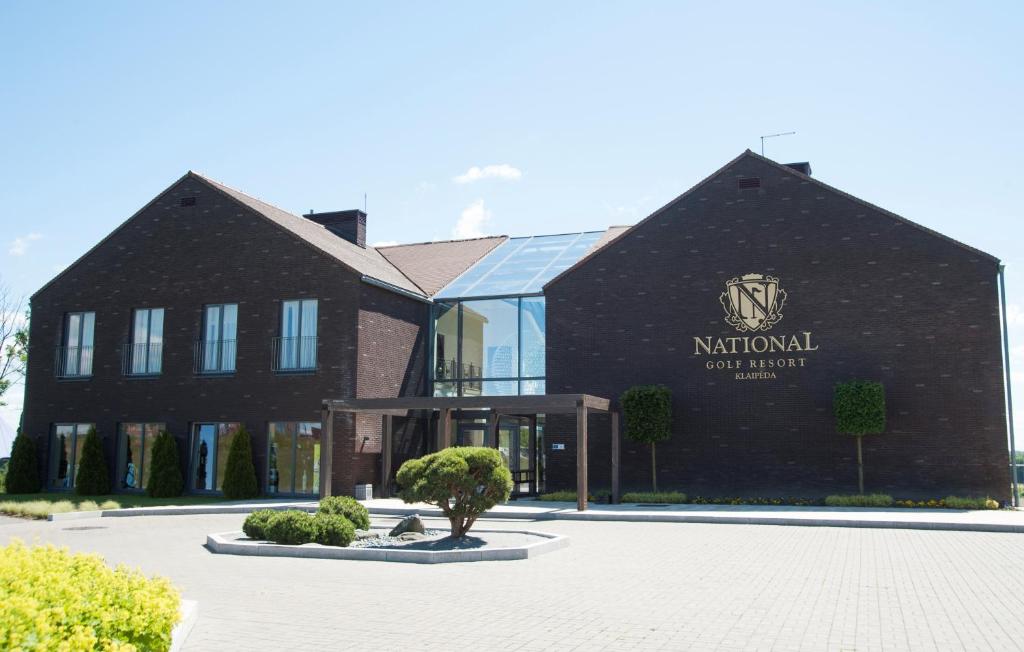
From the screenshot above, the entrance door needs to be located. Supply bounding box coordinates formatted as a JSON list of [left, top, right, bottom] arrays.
[[497, 416, 537, 496]]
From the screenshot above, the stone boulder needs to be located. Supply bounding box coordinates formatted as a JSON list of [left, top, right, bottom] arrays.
[[389, 514, 425, 537]]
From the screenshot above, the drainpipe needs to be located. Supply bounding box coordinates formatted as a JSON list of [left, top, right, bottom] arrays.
[[998, 264, 1019, 507]]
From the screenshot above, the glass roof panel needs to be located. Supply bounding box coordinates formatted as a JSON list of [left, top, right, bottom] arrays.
[[435, 231, 607, 299]]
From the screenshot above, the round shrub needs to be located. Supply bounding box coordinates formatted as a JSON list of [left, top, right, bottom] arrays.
[[243, 509, 278, 540], [264, 510, 317, 545], [312, 513, 356, 547], [317, 495, 370, 530], [146, 431, 183, 498], [0, 539, 180, 650], [6, 430, 40, 494]]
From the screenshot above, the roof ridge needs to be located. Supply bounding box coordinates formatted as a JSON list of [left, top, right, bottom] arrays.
[[375, 234, 508, 249]]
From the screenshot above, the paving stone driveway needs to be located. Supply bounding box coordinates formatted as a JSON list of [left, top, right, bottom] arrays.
[[4, 513, 1024, 651]]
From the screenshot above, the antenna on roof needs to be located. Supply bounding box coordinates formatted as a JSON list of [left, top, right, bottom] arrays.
[[364, 193, 367, 214], [759, 131, 796, 156]]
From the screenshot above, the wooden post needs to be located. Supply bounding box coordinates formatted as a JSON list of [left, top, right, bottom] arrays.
[[319, 404, 334, 498], [611, 410, 620, 505], [576, 400, 588, 512], [487, 409, 499, 448], [440, 408, 452, 450], [381, 414, 393, 499]]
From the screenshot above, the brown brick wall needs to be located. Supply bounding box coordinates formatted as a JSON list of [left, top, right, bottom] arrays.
[[545, 154, 1010, 500]]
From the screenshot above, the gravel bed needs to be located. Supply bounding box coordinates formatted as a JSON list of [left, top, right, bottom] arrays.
[[350, 529, 447, 548]]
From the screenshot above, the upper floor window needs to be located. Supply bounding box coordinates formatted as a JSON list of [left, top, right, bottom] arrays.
[[57, 312, 95, 378], [197, 303, 237, 374], [125, 308, 164, 376], [275, 299, 317, 371]]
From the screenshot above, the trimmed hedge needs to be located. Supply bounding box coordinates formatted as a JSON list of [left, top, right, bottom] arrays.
[[318, 496, 370, 530], [265, 510, 317, 545], [74, 426, 109, 495], [146, 431, 183, 498], [6, 430, 40, 494], [312, 513, 356, 546], [937, 496, 1000, 510], [221, 427, 259, 500], [825, 494, 894, 508], [243, 509, 278, 540], [0, 539, 180, 650], [621, 491, 688, 504]]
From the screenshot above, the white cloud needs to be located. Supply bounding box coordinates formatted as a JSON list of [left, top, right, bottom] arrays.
[[1006, 303, 1024, 327], [453, 200, 492, 239], [372, 240, 399, 248], [453, 164, 522, 184], [8, 232, 41, 256]]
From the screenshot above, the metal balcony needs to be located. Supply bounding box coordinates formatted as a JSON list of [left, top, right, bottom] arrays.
[[194, 339, 237, 375], [55, 345, 94, 378], [272, 336, 317, 372], [122, 342, 163, 376]]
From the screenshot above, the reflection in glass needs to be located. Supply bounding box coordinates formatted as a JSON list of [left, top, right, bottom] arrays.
[[268, 422, 321, 494], [49, 423, 93, 489], [215, 423, 239, 492], [460, 298, 518, 380], [520, 296, 545, 378], [193, 424, 216, 491], [121, 424, 143, 489], [433, 302, 458, 381], [280, 300, 317, 370]]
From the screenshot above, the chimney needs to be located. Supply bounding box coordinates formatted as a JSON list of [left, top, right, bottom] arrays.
[[784, 162, 812, 176], [302, 209, 366, 248]]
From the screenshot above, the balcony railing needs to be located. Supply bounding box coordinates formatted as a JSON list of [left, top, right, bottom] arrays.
[[55, 345, 94, 378], [272, 336, 318, 372], [122, 342, 163, 376], [194, 339, 237, 374], [435, 358, 481, 381]]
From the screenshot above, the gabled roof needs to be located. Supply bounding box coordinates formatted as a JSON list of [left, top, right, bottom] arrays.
[[192, 173, 427, 297], [377, 236, 507, 296], [544, 150, 999, 290]]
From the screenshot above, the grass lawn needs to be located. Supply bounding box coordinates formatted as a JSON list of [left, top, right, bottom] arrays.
[[0, 493, 235, 519]]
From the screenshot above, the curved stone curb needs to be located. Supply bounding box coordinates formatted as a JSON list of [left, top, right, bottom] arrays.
[[205, 529, 569, 563], [170, 599, 198, 652], [364, 505, 1024, 534]]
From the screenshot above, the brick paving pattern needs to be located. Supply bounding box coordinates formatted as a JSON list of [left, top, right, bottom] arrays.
[[3, 514, 1024, 650]]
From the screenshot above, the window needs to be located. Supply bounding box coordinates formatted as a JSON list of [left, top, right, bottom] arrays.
[[190, 422, 241, 492], [127, 308, 164, 375], [199, 303, 237, 373], [48, 423, 93, 489], [58, 312, 95, 377], [276, 299, 317, 371], [267, 422, 321, 495], [117, 423, 164, 490]]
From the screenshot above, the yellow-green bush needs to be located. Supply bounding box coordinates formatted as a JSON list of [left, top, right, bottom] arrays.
[[621, 491, 688, 504], [0, 498, 122, 519], [0, 539, 181, 651], [825, 493, 894, 507]]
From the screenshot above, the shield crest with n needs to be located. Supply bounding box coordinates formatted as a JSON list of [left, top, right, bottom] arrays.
[[727, 275, 779, 331]]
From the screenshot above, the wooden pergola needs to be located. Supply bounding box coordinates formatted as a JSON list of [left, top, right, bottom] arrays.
[[320, 394, 619, 511]]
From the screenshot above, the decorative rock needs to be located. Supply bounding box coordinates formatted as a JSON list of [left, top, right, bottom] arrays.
[[389, 514, 425, 537], [397, 532, 429, 541], [354, 529, 378, 540]]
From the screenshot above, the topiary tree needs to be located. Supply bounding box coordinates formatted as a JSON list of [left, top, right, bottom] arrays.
[[146, 431, 183, 498], [6, 428, 40, 494], [396, 447, 512, 538], [75, 426, 110, 495], [834, 380, 886, 494], [221, 426, 259, 500], [620, 385, 673, 492]]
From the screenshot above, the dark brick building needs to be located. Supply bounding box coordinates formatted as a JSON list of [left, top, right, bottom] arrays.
[[20, 151, 1013, 500]]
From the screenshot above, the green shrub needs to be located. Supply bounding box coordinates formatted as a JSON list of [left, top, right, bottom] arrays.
[[834, 380, 886, 494], [6, 430, 40, 494], [265, 510, 317, 545], [0, 539, 180, 650], [397, 447, 512, 538], [621, 385, 673, 492], [0, 458, 7, 493], [539, 490, 579, 502], [312, 512, 356, 546], [825, 493, 894, 508], [942, 496, 1000, 510], [243, 509, 278, 540], [318, 495, 370, 530], [146, 431, 183, 498], [621, 491, 688, 504], [74, 426, 109, 495], [221, 426, 259, 500]]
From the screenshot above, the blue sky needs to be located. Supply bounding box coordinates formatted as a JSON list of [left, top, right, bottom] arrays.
[[1, 1, 1022, 453]]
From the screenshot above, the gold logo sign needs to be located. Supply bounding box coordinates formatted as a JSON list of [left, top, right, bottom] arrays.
[[720, 274, 787, 332]]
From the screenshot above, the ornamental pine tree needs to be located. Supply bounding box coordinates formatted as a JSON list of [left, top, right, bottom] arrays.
[[146, 431, 183, 498], [834, 380, 886, 494], [620, 385, 673, 492], [6, 428, 40, 494], [221, 426, 259, 500], [75, 426, 110, 495]]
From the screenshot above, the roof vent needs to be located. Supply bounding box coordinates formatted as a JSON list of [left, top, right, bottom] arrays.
[[784, 162, 812, 176], [737, 177, 761, 189], [180, 196, 197, 207]]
